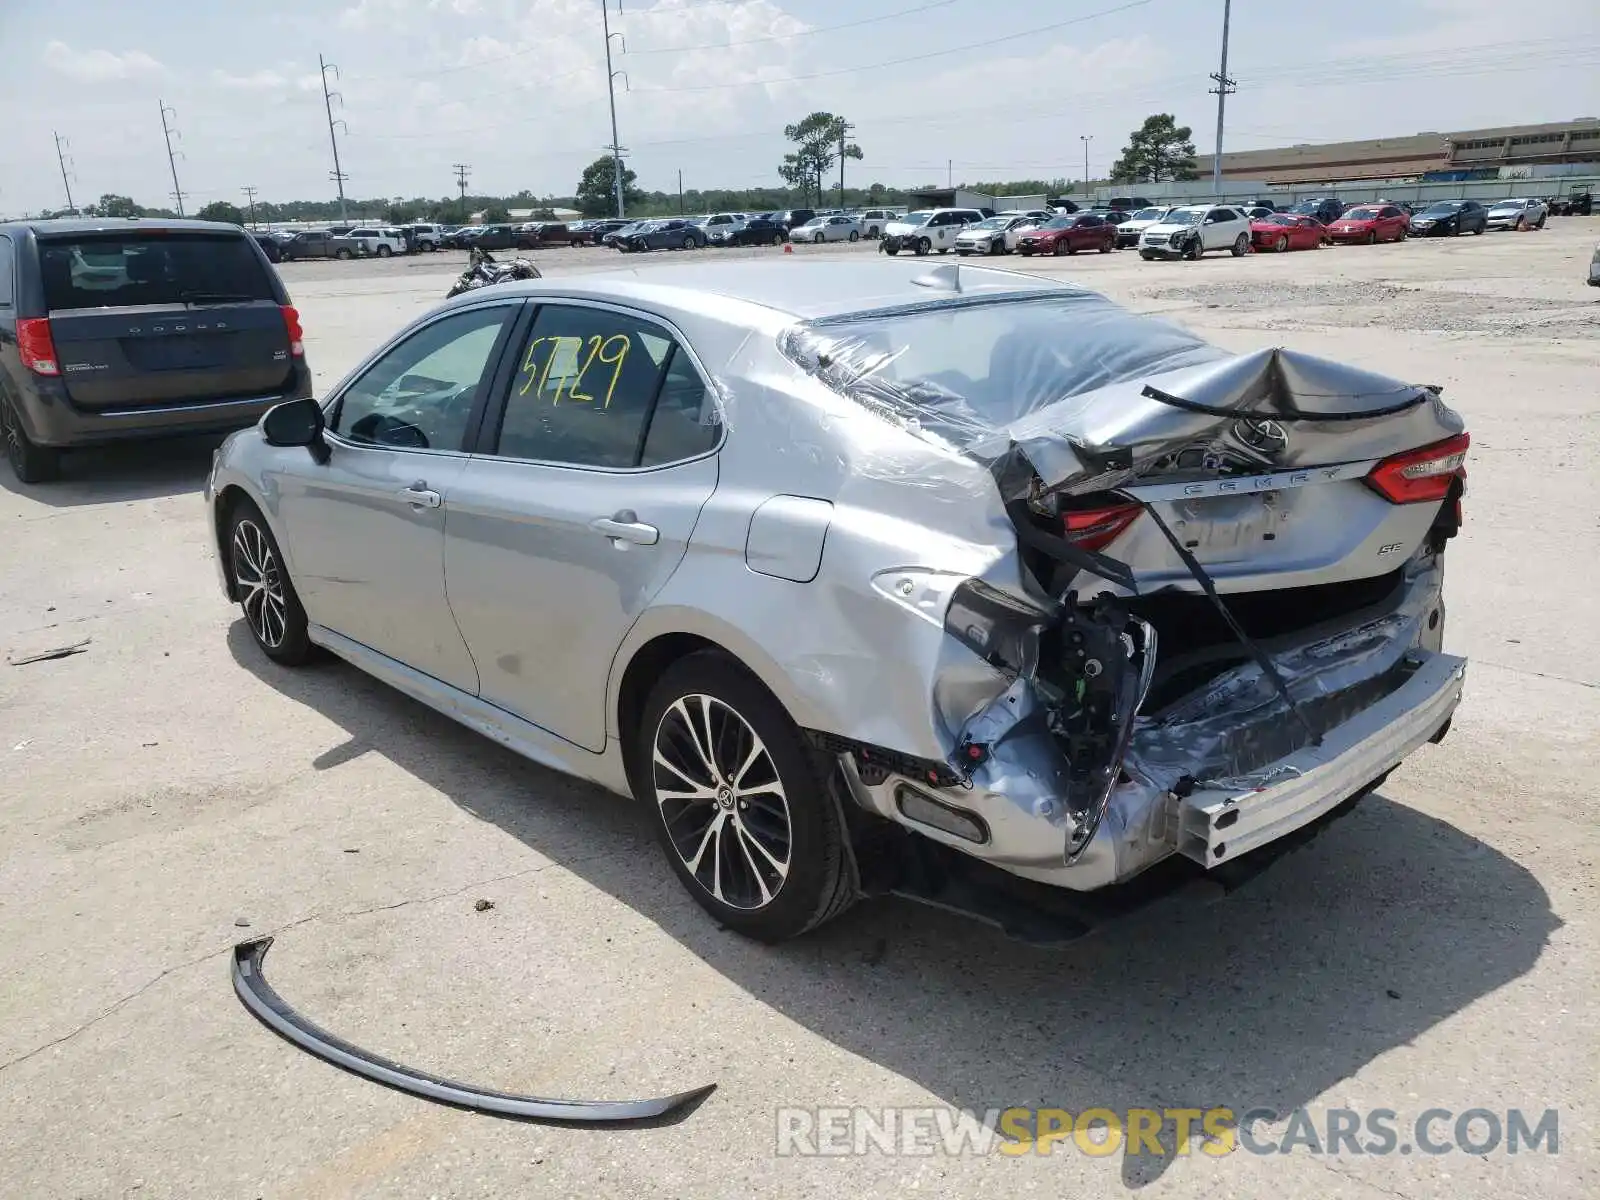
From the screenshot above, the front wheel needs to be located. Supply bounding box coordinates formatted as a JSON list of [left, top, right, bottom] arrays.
[[376, 245, 392, 257], [1232, 233, 1250, 256], [847, 230, 859, 242], [637, 652, 855, 942], [1140, 251, 1155, 261], [334, 248, 352, 259], [1183, 236, 1202, 261], [1, 394, 61, 484], [1474, 223, 1484, 235], [1098, 240, 1112, 253], [915, 237, 930, 256], [226, 498, 313, 666]]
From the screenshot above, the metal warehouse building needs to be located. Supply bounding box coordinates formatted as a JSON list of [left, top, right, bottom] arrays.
[[1217, 119, 1600, 184]]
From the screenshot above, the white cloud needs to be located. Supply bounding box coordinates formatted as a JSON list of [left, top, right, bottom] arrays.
[[212, 69, 290, 91], [42, 41, 166, 84]]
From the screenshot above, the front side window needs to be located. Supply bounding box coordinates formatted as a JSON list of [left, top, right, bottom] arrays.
[[492, 304, 718, 469], [330, 305, 513, 451]]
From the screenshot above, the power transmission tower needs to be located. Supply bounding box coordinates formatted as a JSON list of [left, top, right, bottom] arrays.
[[241, 186, 259, 229], [1208, 0, 1237, 194], [600, 0, 629, 218], [319, 54, 350, 222], [53, 132, 76, 214], [453, 163, 471, 206], [837, 120, 855, 209], [159, 100, 187, 216]]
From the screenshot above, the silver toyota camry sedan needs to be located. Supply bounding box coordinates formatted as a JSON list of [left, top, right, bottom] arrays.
[[207, 260, 1468, 942]]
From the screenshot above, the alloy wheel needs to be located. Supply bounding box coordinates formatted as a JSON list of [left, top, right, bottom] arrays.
[[0, 397, 21, 472], [231, 519, 289, 649], [652, 694, 792, 911]]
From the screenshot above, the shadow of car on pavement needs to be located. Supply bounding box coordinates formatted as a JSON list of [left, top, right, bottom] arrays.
[[228, 623, 1558, 1187], [0, 433, 226, 507]]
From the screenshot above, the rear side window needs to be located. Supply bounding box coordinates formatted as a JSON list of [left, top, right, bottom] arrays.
[[0, 237, 14, 306], [36, 233, 275, 311]]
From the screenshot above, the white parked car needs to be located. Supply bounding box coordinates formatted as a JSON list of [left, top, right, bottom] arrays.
[[1138, 205, 1253, 260], [1588, 239, 1600, 287], [407, 223, 443, 251], [1485, 198, 1548, 231], [790, 214, 863, 244], [347, 227, 407, 258], [856, 209, 899, 238], [954, 214, 1040, 256], [1115, 206, 1176, 248], [881, 208, 984, 255]]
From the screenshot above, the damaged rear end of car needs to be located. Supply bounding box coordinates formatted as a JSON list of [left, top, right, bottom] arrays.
[[780, 282, 1468, 894]]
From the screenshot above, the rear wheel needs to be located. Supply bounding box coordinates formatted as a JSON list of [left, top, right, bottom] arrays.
[[636, 652, 855, 942], [1098, 238, 1112, 253], [1, 394, 61, 484], [813, 232, 825, 244], [1053, 239, 1069, 256], [334, 248, 352, 259], [376, 245, 392, 258], [847, 230, 859, 242], [1274, 234, 1290, 252], [1366, 230, 1378, 245], [226, 498, 313, 666]]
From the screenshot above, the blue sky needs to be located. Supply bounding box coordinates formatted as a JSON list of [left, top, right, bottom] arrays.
[[1, 0, 1596, 213]]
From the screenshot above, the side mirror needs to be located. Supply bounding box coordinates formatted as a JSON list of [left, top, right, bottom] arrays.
[[262, 396, 330, 464]]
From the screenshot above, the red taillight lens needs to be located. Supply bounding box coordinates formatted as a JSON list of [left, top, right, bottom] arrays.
[[1366, 432, 1470, 504], [16, 318, 59, 377], [280, 305, 305, 357], [1061, 502, 1142, 552]]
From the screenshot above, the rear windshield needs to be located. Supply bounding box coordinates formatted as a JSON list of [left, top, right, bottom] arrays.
[[778, 291, 1227, 449], [38, 233, 275, 310]]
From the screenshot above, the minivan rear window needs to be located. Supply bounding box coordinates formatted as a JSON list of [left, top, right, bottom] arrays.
[[37, 233, 276, 311]]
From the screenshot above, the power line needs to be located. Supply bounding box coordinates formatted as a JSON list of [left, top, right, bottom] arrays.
[[53, 133, 76, 214], [158, 100, 186, 217], [453, 162, 471, 202], [242, 186, 259, 228], [320, 54, 350, 222], [625, 0, 959, 55], [601, 0, 628, 217]]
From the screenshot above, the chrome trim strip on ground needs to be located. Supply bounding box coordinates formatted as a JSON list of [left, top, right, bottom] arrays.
[[231, 937, 714, 1124]]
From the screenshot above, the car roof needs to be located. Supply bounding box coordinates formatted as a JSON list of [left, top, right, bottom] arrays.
[[0, 216, 249, 237], [444, 259, 1068, 322]]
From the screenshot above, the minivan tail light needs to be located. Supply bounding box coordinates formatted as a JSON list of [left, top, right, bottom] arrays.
[[280, 305, 305, 357], [1061, 502, 1143, 551], [16, 318, 60, 376], [1366, 432, 1470, 503]]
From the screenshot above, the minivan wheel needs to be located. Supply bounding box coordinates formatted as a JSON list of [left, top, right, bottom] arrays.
[[227, 499, 313, 666], [0, 395, 61, 484], [637, 651, 854, 942]]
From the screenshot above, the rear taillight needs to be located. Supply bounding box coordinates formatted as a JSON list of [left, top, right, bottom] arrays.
[[280, 305, 305, 357], [16, 318, 59, 377], [1366, 432, 1470, 504], [1061, 502, 1142, 551]]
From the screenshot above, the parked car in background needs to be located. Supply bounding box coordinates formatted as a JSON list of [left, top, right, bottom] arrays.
[[207, 260, 1471, 942], [953, 214, 1037, 256], [601, 221, 645, 248], [622, 219, 707, 252], [710, 216, 787, 246], [1326, 204, 1409, 245], [516, 222, 584, 249], [280, 229, 357, 261], [772, 208, 817, 231], [406, 223, 443, 251], [1015, 212, 1117, 256], [346, 227, 406, 258], [1113, 206, 1175, 248], [790, 214, 862, 244], [471, 224, 519, 251], [695, 214, 746, 240], [1485, 198, 1548, 231], [1139, 205, 1252, 260], [1547, 187, 1592, 216], [1408, 200, 1488, 237], [880, 208, 983, 255], [1105, 196, 1153, 215], [0, 217, 312, 483], [856, 209, 898, 238], [440, 227, 477, 250], [1291, 197, 1348, 226], [252, 230, 285, 263], [1250, 212, 1325, 252], [1244, 206, 1277, 221]]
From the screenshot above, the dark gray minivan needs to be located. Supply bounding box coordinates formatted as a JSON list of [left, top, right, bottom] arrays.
[[0, 218, 313, 482]]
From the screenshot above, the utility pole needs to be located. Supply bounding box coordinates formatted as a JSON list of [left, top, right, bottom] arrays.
[[1080, 134, 1093, 194], [319, 54, 350, 222], [837, 120, 855, 209], [1208, 0, 1237, 195], [600, 0, 628, 218], [53, 132, 76, 214], [158, 100, 186, 216], [241, 186, 259, 229], [453, 163, 471, 209], [677, 169, 683, 215], [948, 159, 953, 189]]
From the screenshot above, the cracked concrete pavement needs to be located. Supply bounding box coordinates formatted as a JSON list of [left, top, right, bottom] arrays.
[[1, 220, 1596, 1198]]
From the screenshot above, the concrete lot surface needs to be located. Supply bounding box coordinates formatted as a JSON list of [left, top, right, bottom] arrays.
[[1, 221, 1596, 1199]]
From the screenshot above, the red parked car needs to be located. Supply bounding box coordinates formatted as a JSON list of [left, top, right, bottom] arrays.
[[1325, 204, 1409, 245], [1015, 212, 1117, 256], [1250, 212, 1325, 252]]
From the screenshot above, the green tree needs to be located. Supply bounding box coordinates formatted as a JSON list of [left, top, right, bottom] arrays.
[[96, 193, 143, 218], [779, 112, 861, 206], [481, 203, 511, 223], [575, 155, 642, 217], [196, 200, 246, 225], [1109, 115, 1199, 184]]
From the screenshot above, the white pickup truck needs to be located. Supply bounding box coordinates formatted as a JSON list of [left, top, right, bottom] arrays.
[[347, 227, 408, 258]]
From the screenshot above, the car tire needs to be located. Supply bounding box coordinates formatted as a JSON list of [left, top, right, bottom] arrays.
[[225, 497, 314, 667], [1474, 223, 1484, 235], [813, 233, 825, 245], [1, 394, 61, 484], [848, 230, 859, 242], [1098, 240, 1112, 253], [1274, 234, 1290, 252], [334, 248, 351, 259], [376, 245, 392, 257], [636, 650, 855, 942], [1140, 251, 1154, 261], [915, 237, 930, 255], [771, 233, 784, 247], [1052, 239, 1068, 256], [991, 239, 1006, 256], [1183, 236, 1202, 261], [1232, 233, 1250, 256]]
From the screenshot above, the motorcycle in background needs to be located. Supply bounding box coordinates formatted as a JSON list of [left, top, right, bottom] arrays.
[[446, 247, 541, 297]]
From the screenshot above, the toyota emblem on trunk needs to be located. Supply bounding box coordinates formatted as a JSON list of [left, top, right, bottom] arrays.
[[1234, 418, 1290, 458]]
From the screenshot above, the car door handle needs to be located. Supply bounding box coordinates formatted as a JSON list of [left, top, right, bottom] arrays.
[[591, 512, 659, 546], [397, 482, 442, 508]]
